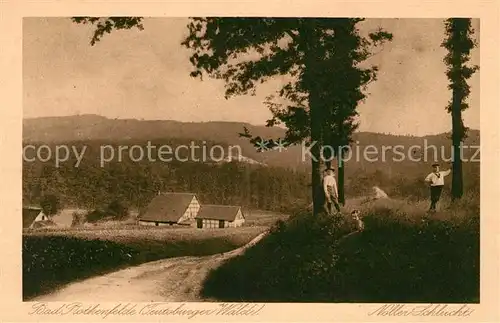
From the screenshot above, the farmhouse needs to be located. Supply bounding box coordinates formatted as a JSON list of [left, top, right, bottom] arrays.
[[195, 205, 245, 229], [22, 206, 48, 229], [138, 192, 200, 226]]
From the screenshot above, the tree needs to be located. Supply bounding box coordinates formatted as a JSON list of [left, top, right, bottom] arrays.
[[182, 18, 391, 213], [441, 18, 479, 200], [318, 20, 387, 205], [40, 194, 60, 216], [323, 106, 359, 206], [72, 17, 392, 214]]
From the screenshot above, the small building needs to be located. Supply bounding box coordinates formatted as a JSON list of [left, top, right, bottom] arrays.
[[195, 205, 245, 229], [22, 206, 48, 229], [138, 192, 201, 226]]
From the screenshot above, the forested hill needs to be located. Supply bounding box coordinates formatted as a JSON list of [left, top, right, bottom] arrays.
[[24, 114, 480, 172], [22, 115, 480, 212]]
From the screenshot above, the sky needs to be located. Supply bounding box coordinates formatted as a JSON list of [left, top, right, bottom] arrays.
[[23, 18, 480, 136]]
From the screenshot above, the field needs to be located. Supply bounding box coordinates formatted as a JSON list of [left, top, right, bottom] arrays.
[[23, 210, 280, 300], [24, 225, 267, 242]]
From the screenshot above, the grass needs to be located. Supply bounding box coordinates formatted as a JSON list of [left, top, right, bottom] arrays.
[[23, 225, 266, 300], [24, 225, 266, 242], [242, 209, 290, 227], [201, 192, 480, 303]]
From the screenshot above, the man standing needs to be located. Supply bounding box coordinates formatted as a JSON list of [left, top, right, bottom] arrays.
[[425, 163, 451, 212], [323, 167, 341, 215]]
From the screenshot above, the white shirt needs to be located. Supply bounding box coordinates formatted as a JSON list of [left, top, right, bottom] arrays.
[[323, 174, 338, 196], [425, 169, 451, 186]]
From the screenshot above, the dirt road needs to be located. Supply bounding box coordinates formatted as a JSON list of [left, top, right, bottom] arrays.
[[33, 231, 268, 302]]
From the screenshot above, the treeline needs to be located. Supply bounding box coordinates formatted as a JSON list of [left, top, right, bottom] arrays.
[[22, 139, 310, 213]]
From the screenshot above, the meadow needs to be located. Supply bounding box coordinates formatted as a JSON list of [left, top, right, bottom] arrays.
[[23, 181, 480, 303], [201, 191, 480, 303], [23, 216, 270, 300]]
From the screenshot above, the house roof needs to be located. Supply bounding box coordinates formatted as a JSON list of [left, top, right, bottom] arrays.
[[22, 207, 42, 228], [139, 192, 197, 223], [195, 205, 243, 221]]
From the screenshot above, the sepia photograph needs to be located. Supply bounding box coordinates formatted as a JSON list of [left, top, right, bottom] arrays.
[[21, 16, 481, 307]]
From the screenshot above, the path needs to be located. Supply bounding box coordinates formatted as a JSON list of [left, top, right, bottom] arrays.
[[32, 231, 268, 302]]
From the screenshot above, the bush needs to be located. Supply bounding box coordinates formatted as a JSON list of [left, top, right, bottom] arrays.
[[84, 201, 129, 223], [106, 200, 129, 220], [85, 209, 106, 223]]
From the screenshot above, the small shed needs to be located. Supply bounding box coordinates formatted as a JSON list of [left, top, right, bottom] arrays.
[[138, 192, 200, 226], [22, 206, 48, 229], [195, 205, 245, 229]]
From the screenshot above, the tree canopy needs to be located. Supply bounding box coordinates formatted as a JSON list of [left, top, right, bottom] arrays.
[[441, 18, 479, 200], [72, 17, 393, 213]]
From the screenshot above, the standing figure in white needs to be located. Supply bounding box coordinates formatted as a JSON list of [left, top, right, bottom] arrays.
[[323, 167, 341, 215], [425, 163, 451, 212]]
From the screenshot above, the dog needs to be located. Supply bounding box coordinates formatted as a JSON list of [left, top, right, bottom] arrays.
[[351, 209, 364, 231]]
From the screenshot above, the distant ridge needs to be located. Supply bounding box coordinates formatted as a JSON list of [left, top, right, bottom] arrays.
[[23, 114, 480, 141]]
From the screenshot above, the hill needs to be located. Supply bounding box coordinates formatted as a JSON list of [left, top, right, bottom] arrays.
[[22, 115, 480, 211], [23, 114, 480, 173]]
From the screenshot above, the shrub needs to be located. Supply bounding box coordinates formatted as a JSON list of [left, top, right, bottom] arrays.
[[83, 200, 129, 224], [85, 209, 106, 223]]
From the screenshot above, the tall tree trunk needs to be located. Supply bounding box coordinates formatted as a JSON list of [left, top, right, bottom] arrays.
[[451, 96, 464, 199], [304, 19, 324, 215], [442, 18, 478, 201], [309, 93, 324, 215], [448, 18, 468, 201], [338, 153, 345, 205]]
